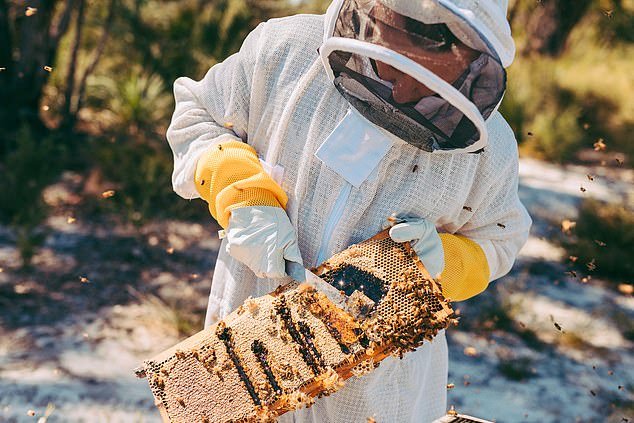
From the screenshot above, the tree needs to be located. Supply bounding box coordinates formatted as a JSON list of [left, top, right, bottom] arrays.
[[0, 0, 76, 132], [510, 0, 593, 56], [0, 0, 116, 134]]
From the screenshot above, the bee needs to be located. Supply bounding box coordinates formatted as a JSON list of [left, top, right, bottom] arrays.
[[561, 219, 576, 233], [297, 283, 314, 294], [154, 376, 165, 389], [593, 138, 606, 151]]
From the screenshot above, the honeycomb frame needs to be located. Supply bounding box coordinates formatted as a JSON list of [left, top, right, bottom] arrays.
[[137, 229, 454, 422]]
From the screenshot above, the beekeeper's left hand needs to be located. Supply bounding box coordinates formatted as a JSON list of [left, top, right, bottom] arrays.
[[387, 215, 492, 302], [387, 217, 445, 278]]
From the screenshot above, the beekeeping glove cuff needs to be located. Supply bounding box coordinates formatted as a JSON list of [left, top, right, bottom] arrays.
[[388, 218, 490, 302], [194, 140, 288, 228], [226, 206, 303, 280], [438, 233, 490, 302]]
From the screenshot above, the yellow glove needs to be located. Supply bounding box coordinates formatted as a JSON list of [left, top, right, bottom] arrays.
[[388, 217, 491, 302], [438, 233, 491, 302], [194, 140, 287, 228]]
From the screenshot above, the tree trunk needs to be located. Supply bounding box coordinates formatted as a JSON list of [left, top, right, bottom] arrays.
[[74, 0, 116, 126], [519, 0, 592, 56], [61, 0, 86, 130], [0, 0, 10, 72], [0, 0, 75, 132], [0, 0, 12, 130], [12, 0, 57, 123]]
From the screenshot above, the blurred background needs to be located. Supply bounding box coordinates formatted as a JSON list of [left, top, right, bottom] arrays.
[[0, 0, 632, 421]]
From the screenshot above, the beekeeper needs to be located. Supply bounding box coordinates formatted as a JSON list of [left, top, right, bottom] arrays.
[[166, 0, 531, 421]]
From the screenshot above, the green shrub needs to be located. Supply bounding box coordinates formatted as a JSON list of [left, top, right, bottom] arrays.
[[527, 102, 585, 163], [563, 199, 634, 281], [89, 136, 207, 223], [500, 5, 634, 163], [88, 68, 173, 135], [0, 126, 68, 264]]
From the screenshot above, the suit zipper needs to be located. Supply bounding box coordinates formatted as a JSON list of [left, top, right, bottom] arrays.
[[316, 182, 352, 265]]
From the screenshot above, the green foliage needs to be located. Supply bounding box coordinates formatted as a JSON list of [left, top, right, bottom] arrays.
[[501, 59, 587, 162], [563, 199, 634, 281], [88, 68, 173, 134], [531, 96, 592, 162], [90, 136, 207, 222], [501, 1, 634, 163], [595, 0, 634, 43], [2, 0, 631, 246], [0, 126, 68, 264]]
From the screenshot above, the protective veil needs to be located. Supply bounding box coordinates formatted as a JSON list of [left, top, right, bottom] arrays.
[[321, 0, 508, 153], [166, 0, 531, 421]]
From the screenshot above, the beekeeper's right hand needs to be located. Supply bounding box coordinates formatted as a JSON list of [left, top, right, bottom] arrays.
[[194, 140, 303, 280]]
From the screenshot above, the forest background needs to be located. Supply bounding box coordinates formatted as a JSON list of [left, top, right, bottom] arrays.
[[1, 0, 632, 271], [0, 0, 633, 422]]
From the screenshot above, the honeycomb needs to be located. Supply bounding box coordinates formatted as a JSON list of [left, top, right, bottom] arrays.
[[137, 229, 454, 422], [313, 230, 453, 358]]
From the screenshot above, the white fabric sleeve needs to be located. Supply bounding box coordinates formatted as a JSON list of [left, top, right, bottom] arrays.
[[458, 150, 532, 283], [166, 23, 266, 199]]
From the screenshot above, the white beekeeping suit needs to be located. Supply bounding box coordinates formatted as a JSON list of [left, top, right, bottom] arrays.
[[166, 0, 531, 421]]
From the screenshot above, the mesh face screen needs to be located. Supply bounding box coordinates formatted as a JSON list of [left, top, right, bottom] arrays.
[[139, 230, 454, 422], [325, 0, 506, 152]]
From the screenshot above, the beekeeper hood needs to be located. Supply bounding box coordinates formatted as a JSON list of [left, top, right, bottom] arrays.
[[320, 0, 514, 153]]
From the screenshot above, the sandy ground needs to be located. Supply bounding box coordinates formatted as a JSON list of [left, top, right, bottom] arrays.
[[0, 158, 632, 423]]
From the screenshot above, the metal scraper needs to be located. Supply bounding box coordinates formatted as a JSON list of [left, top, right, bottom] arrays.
[[303, 268, 349, 310]]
